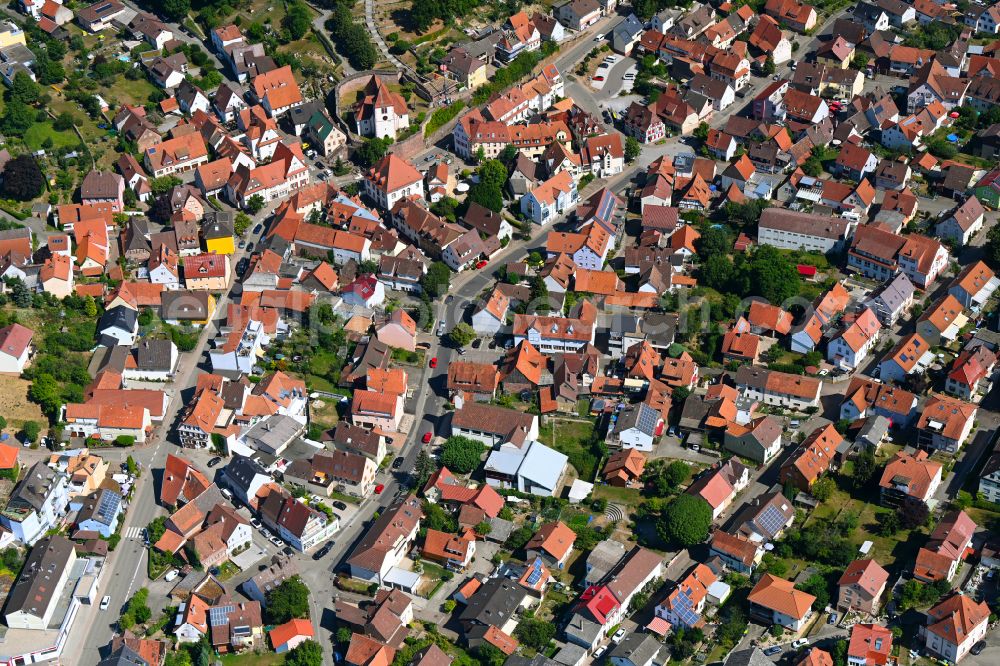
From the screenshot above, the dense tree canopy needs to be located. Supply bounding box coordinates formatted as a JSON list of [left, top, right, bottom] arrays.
[[1, 155, 45, 201], [698, 244, 802, 307], [266, 577, 310, 624], [657, 494, 712, 546], [286, 640, 324, 666], [421, 261, 452, 299], [440, 436, 485, 474]]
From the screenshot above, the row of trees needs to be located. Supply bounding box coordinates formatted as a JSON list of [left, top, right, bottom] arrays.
[[326, 2, 379, 71]]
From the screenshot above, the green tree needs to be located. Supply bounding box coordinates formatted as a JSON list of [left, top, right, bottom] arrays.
[[724, 199, 770, 228], [694, 122, 710, 142], [852, 450, 877, 489], [126, 455, 139, 476], [414, 450, 437, 489], [421, 262, 452, 299], [811, 476, 836, 502], [147, 516, 167, 545], [443, 599, 457, 613], [0, 101, 35, 137], [440, 436, 485, 474], [664, 460, 691, 486], [514, 618, 556, 650], [245, 194, 266, 215], [448, 323, 476, 347], [657, 494, 712, 546], [7, 72, 40, 105], [266, 577, 311, 624], [476, 644, 506, 666], [286, 640, 324, 666], [745, 245, 802, 305], [283, 1, 313, 40], [149, 176, 182, 197], [474, 521, 492, 536], [161, 0, 191, 22], [234, 213, 251, 236], [763, 56, 776, 75], [624, 136, 641, 162], [355, 137, 391, 168], [530, 275, 550, 312], [795, 573, 830, 610], [506, 525, 535, 551], [21, 421, 39, 443]]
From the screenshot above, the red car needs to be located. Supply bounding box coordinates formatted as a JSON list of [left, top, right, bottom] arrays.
[[374, 484, 385, 494], [429, 357, 438, 368], [422, 432, 432, 444], [475, 259, 488, 269]]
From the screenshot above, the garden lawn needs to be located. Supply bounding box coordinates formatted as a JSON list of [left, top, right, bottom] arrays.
[[219, 652, 284, 666], [592, 485, 644, 507], [806, 486, 927, 572], [537, 418, 602, 481], [23, 122, 79, 151]]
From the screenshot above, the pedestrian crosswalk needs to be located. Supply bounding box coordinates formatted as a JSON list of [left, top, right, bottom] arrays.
[[124, 526, 144, 540]]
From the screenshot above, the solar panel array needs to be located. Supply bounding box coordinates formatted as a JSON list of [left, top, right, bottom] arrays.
[[637, 404, 659, 434], [209, 605, 234, 626], [525, 559, 543, 586], [97, 492, 119, 522], [672, 586, 700, 628], [756, 505, 786, 538]]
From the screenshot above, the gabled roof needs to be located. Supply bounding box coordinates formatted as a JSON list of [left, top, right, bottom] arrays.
[[925, 593, 989, 644], [748, 573, 815, 619]]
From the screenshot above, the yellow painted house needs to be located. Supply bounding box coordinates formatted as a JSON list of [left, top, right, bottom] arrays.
[[202, 212, 236, 255], [0, 22, 26, 50]]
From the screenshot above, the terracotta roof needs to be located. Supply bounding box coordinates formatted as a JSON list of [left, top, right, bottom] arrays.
[[602, 448, 646, 483], [710, 530, 759, 567], [879, 449, 942, 500], [367, 154, 423, 193], [748, 573, 815, 619], [951, 260, 994, 297], [269, 618, 314, 648], [527, 521, 576, 561], [847, 623, 892, 666], [746, 301, 792, 335], [917, 394, 977, 441], [919, 295, 964, 334], [925, 594, 989, 644], [838, 559, 889, 598], [783, 423, 841, 485]]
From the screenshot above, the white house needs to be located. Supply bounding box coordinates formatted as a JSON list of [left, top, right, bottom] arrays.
[[521, 171, 579, 225], [0, 462, 70, 546], [364, 154, 425, 212], [609, 403, 661, 452], [936, 197, 986, 247], [0, 323, 33, 374], [924, 595, 989, 664], [827, 308, 882, 371], [210, 319, 269, 375]]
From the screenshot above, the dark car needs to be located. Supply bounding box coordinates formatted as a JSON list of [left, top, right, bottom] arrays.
[[763, 647, 782, 657], [208, 456, 222, 468], [253, 224, 263, 235], [970, 641, 986, 656], [313, 542, 334, 560], [332, 500, 348, 511], [392, 457, 404, 469], [246, 242, 254, 252]]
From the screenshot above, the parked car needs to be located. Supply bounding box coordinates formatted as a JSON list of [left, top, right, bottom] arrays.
[[250, 518, 261, 529], [593, 646, 607, 660], [374, 484, 385, 494], [612, 628, 627, 643], [314, 542, 334, 560], [100, 595, 111, 611], [392, 457, 404, 469], [429, 357, 438, 368], [252, 224, 262, 235], [763, 646, 782, 656], [220, 487, 233, 500], [164, 569, 180, 582], [827, 613, 838, 625], [422, 432, 433, 444], [791, 639, 809, 649], [970, 641, 986, 656], [208, 456, 222, 468], [332, 500, 348, 511]]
